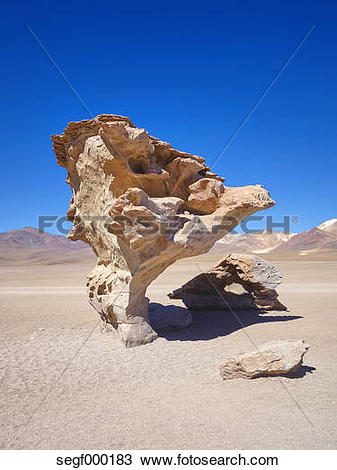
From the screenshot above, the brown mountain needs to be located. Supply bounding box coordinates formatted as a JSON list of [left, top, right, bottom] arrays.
[[0, 227, 87, 251], [0, 227, 92, 266], [210, 218, 337, 260], [1, 219, 337, 266], [271, 226, 337, 254], [211, 231, 294, 255]]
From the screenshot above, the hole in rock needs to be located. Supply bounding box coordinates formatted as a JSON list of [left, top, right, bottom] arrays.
[[128, 157, 148, 174]]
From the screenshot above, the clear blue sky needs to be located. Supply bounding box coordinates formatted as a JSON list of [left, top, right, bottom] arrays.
[[1, 0, 336, 234]]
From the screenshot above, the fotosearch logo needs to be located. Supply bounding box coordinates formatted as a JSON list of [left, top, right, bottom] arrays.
[[38, 214, 299, 236]]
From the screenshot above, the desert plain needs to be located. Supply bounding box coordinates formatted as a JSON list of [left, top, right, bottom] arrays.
[[1, 253, 337, 449]]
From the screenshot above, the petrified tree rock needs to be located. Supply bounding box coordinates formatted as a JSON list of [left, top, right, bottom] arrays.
[[169, 253, 286, 311], [52, 115, 274, 347], [219, 339, 309, 379]]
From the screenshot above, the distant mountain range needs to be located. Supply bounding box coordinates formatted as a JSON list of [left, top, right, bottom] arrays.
[[0, 227, 87, 251], [211, 230, 294, 255], [0, 219, 337, 265], [212, 218, 337, 259], [0, 227, 93, 266]]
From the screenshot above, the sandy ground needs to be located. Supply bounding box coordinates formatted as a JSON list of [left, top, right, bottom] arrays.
[[0, 257, 337, 450]]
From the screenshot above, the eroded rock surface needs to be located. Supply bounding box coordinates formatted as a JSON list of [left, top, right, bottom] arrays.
[[219, 339, 309, 379], [52, 115, 274, 347], [169, 253, 286, 311]]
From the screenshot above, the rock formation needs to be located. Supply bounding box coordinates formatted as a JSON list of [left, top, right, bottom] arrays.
[[219, 339, 309, 379], [169, 253, 286, 311], [52, 114, 274, 347]]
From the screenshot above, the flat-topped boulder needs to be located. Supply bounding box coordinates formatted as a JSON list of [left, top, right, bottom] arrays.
[[219, 339, 309, 379], [169, 253, 286, 311]]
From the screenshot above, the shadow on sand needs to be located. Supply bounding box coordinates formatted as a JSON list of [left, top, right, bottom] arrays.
[[149, 302, 303, 342], [286, 365, 316, 379]]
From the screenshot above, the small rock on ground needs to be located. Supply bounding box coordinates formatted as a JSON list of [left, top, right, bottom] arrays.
[[219, 339, 309, 380]]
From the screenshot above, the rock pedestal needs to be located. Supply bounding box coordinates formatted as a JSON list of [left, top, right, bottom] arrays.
[[52, 115, 274, 346]]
